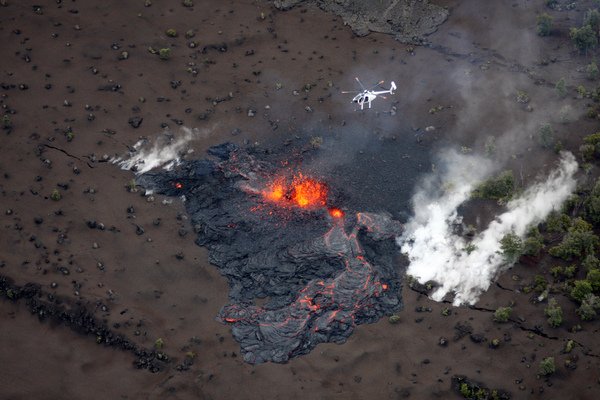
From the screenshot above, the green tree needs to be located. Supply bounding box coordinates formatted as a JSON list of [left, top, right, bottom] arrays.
[[587, 268, 600, 291], [577, 293, 600, 320], [537, 13, 554, 36], [545, 298, 563, 327], [570, 25, 598, 53], [523, 227, 544, 256], [549, 218, 599, 260], [584, 9, 600, 36], [500, 233, 523, 263], [571, 280, 593, 302], [472, 170, 515, 201]]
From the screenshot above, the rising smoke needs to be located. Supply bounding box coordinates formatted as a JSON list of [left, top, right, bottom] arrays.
[[398, 150, 578, 305], [113, 126, 207, 174]]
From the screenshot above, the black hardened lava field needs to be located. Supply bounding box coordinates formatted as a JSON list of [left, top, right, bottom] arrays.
[[137, 143, 406, 363]]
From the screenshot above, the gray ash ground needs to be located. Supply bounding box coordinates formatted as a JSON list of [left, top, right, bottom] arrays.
[[136, 142, 415, 363]]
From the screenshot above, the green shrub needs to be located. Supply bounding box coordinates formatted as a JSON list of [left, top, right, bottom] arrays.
[[577, 293, 600, 320], [545, 298, 563, 327], [570, 25, 598, 53], [537, 13, 554, 36], [154, 337, 164, 349], [165, 28, 177, 37], [1, 114, 11, 129], [545, 211, 571, 233], [523, 227, 544, 256], [571, 280, 593, 302], [581, 143, 596, 161], [534, 275, 548, 292], [500, 232, 523, 263], [584, 178, 600, 224], [539, 124, 554, 148], [539, 357, 556, 376], [472, 170, 515, 201], [584, 9, 600, 34], [50, 189, 61, 201], [158, 48, 171, 60], [493, 306, 512, 323], [549, 218, 599, 260], [586, 268, 600, 291], [583, 254, 600, 271]]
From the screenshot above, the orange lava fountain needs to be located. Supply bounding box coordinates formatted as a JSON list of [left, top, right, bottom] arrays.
[[261, 173, 328, 209]]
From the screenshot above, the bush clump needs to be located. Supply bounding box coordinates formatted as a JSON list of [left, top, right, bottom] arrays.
[[158, 48, 171, 60], [577, 293, 600, 320], [500, 232, 523, 263], [537, 13, 554, 36], [570, 24, 598, 53], [493, 306, 512, 323], [472, 170, 515, 201], [545, 298, 563, 327], [523, 227, 544, 256], [549, 218, 599, 260], [539, 357, 556, 376], [571, 280, 593, 302]]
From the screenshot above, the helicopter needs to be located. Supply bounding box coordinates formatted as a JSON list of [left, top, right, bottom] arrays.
[[342, 77, 397, 110]]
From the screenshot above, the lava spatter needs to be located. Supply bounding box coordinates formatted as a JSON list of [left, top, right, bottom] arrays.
[[136, 143, 405, 364]]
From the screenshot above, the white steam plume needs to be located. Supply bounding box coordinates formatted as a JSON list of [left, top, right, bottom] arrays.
[[398, 151, 578, 306], [113, 127, 206, 174]]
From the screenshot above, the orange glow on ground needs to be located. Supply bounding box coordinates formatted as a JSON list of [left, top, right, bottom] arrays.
[[175, 182, 183, 189], [291, 175, 327, 208], [261, 173, 328, 209], [328, 208, 344, 218]]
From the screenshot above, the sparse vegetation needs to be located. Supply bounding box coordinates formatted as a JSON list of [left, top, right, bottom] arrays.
[[516, 90, 530, 103], [500, 232, 523, 264], [182, 0, 193, 7], [537, 13, 554, 36], [523, 227, 544, 256], [388, 314, 401, 324], [472, 170, 515, 201], [539, 357, 556, 376], [165, 28, 177, 37], [493, 306, 512, 323], [571, 280, 593, 302], [154, 337, 165, 349], [555, 78, 567, 98], [570, 24, 598, 53], [2, 114, 11, 129], [50, 189, 61, 201], [538, 123, 554, 148], [545, 298, 563, 327], [549, 218, 598, 260], [158, 48, 171, 60], [577, 293, 600, 320], [545, 211, 571, 233], [587, 61, 599, 80]]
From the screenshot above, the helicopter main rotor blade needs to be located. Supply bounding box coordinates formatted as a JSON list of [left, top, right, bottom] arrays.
[[341, 90, 361, 94], [355, 76, 366, 90], [368, 80, 385, 90]]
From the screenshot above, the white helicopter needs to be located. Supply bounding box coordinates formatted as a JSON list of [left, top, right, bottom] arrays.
[[342, 77, 397, 110]]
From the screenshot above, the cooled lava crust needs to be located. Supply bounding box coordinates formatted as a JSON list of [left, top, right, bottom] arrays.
[[136, 143, 404, 364]]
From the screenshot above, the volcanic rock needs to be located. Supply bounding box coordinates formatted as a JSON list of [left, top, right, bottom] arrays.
[[136, 143, 405, 363], [273, 0, 449, 44]]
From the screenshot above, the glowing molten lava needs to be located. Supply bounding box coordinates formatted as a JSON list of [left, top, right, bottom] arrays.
[[328, 208, 344, 218], [292, 174, 327, 208], [262, 173, 327, 209]]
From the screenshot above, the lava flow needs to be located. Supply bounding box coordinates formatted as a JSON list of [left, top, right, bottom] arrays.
[[135, 143, 404, 364]]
